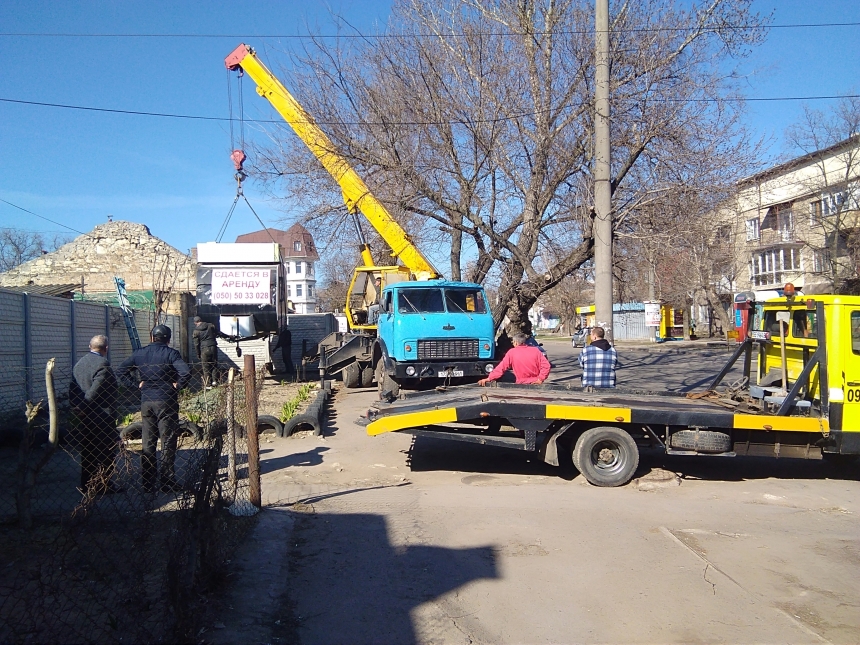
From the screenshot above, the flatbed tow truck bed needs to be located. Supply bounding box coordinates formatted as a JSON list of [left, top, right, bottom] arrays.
[[366, 382, 831, 486]]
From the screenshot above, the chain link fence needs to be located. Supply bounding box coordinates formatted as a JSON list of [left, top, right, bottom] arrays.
[[0, 357, 263, 643]]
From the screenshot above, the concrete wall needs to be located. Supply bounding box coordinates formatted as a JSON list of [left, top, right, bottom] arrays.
[[198, 313, 337, 376], [0, 287, 181, 417]]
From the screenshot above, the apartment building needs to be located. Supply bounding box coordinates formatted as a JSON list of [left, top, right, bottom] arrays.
[[716, 135, 860, 294]]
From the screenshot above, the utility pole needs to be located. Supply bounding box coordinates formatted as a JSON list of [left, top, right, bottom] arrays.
[[594, 0, 613, 342]]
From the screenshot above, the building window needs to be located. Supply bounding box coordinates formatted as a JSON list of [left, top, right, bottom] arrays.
[[745, 218, 760, 241], [307, 262, 313, 275], [749, 247, 801, 287], [287, 285, 292, 297], [776, 205, 794, 241], [296, 284, 303, 297], [813, 249, 831, 273], [295, 261, 302, 274], [810, 200, 823, 225], [294, 241, 302, 252], [307, 285, 314, 297]]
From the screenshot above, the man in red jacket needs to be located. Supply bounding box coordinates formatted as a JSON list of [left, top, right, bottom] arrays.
[[478, 333, 551, 386]]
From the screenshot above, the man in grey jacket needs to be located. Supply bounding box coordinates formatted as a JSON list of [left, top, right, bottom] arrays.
[[71, 335, 121, 494]]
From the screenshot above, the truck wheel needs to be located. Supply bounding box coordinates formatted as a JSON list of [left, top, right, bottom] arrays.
[[376, 358, 400, 400], [669, 429, 731, 453], [342, 362, 361, 389], [573, 426, 639, 487], [360, 364, 376, 388]]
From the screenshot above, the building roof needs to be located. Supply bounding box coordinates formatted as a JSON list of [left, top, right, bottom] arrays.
[[739, 134, 860, 187], [2, 282, 79, 298], [235, 223, 320, 261]]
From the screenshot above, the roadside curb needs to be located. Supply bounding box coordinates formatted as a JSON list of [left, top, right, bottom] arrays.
[[281, 380, 332, 437]]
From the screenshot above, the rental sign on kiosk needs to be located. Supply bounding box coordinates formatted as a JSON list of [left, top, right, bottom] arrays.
[[211, 267, 273, 304]]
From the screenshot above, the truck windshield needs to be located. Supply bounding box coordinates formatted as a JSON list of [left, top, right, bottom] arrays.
[[398, 289, 444, 313], [445, 288, 487, 314]]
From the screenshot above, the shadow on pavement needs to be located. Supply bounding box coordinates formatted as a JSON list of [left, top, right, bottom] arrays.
[[260, 446, 330, 474], [405, 435, 577, 480], [282, 511, 498, 644], [639, 449, 860, 482]]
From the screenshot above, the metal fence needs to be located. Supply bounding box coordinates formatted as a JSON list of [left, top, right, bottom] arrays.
[[0, 358, 262, 643]]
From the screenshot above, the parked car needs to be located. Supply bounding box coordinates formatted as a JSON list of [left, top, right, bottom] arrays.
[[571, 327, 591, 348]]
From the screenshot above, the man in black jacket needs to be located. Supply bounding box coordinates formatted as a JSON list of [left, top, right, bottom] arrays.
[[117, 325, 191, 493], [273, 321, 294, 378], [192, 316, 219, 388], [71, 334, 120, 493]]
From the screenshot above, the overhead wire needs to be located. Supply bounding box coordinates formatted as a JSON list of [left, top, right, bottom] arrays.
[[0, 197, 93, 238], [0, 21, 858, 38], [2, 94, 859, 129]]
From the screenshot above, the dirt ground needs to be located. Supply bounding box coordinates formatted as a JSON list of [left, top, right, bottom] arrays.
[[203, 341, 860, 645]]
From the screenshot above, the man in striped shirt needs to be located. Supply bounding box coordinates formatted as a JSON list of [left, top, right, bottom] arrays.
[[579, 327, 617, 389]]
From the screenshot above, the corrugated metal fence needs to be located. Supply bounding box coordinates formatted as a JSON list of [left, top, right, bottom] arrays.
[[0, 287, 181, 415]]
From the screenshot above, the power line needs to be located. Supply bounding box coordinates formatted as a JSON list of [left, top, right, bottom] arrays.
[[0, 198, 91, 238], [0, 22, 858, 38], [2, 94, 859, 128]]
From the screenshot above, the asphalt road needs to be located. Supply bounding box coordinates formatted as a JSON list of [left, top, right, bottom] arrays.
[[208, 339, 860, 645]]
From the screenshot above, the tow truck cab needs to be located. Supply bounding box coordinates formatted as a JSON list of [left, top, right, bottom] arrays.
[[375, 281, 496, 381], [756, 294, 860, 453]]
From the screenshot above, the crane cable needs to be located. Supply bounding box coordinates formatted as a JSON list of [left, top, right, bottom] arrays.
[[215, 66, 278, 247]]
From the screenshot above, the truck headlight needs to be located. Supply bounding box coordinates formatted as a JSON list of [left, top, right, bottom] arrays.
[[405, 344, 412, 352], [483, 343, 491, 350], [485, 364, 494, 374], [405, 366, 416, 376]]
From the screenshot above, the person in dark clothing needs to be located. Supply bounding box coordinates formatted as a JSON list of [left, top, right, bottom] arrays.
[[273, 321, 294, 378], [71, 334, 121, 494], [117, 325, 191, 493], [192, 316, 219, 388], [579, 326, 618, 389]]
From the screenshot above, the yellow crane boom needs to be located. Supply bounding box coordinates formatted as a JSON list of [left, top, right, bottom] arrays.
[[225, 44, 440, 281]]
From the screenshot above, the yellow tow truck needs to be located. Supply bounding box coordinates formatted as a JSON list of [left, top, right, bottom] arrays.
[[366, 293, 860, 486]]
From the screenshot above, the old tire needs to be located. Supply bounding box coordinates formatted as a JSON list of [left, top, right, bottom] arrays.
[[376, 358, 401, 401], [257, 415, 284, 437], [360, 365, 376, 388], [573, 426, 639, 487], [178, 419, 203, 441], [669, 429, 731, 453], [342, 362, 361, 389], [119, 422, 143, 441]]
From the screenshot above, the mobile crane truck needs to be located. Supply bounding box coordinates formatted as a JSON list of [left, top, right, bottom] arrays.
[[225, 45, 496, 397], [366, 293, 860, 486]]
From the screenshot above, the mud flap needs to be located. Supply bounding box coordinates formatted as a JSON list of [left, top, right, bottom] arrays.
[[541, 422, 576, 467]]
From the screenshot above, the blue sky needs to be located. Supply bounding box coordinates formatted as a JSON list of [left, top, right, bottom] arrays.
[[1, 0, 859, 258]]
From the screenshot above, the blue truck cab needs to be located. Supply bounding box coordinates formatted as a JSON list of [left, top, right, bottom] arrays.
[[374, 281, 496, 382]]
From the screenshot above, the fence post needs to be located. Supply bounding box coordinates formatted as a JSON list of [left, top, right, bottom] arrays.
[[23, 293, 32, 400], [226, 368, 237, 490], [70, 299, 77, 364], [244, 355, 261, 508]]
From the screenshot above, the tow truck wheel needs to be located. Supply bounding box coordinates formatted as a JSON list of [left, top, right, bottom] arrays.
[[573, 426, 639, 487], [375, 358, 400, 400], [342, 362, 361, 389], [360, 364, 376, 388]]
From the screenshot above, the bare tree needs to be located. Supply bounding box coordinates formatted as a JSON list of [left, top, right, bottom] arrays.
[[0, 229, 71, 273], [784, 98, 860, 291], [251, 0, 767, 333]]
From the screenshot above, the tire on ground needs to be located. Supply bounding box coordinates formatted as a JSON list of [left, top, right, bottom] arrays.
[[178, 419, 203, 441], [375, 358, 401, 400], [360, 364, 375, 388], [572, 426, 639, 487], [257, 415, 284, 437], [119, 422, 143, 441], [342, 362, 361, 388], [669, 429, 731, 453]]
